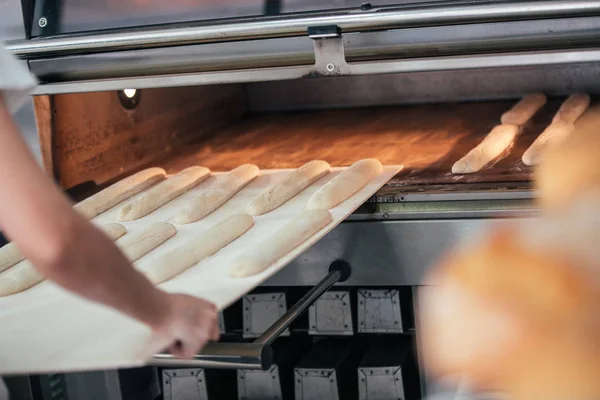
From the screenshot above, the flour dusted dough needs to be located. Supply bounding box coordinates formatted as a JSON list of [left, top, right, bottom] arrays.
[[452, 124, 520, 174], [552, 93, 590, 124], [0, 261, 43, 297], [0, 223, 127, 296], [0, 222, 124, 276], [99, 223, 127, 240], [522, 121, 575, 166], [117, 166, 210, 221], [143, 214, 254, 284], [306, 159, 382, 210], [75, 168, 166, 219], [173, 164, 259, 224], [229, 209, 332, 278], [0, 243, 24, 274], [246, 160, 330, 216], [116, 222, 176, 262], [501, 93, 547, 126]]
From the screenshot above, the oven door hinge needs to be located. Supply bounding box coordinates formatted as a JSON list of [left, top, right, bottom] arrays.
[[307, 25, 351, 77]]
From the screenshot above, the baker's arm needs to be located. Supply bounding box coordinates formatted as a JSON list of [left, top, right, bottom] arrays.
[[0, 97, 218, 357]]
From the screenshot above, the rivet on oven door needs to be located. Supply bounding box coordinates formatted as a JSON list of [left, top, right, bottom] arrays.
[[326, 63, 336, 72], [38, 17, 48, 27]]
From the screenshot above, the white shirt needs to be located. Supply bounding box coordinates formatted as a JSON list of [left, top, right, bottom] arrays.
[[0, 44, 36, 114], [0, 43, 36, 400]]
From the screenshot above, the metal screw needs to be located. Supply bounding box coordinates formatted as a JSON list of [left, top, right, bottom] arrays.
[[326, 63, 335, 72], [38, 17, 48, 28]]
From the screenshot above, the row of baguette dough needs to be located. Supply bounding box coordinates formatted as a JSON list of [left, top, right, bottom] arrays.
[[452, 93, 591, 174], [0, 159, 383, 296]]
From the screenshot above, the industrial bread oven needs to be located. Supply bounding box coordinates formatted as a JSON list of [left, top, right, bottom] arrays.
[[4, 0, 600, 399]]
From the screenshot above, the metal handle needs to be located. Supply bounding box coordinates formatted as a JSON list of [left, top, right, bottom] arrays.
[[8, 1, 600, 58], [151, 342, 273, 370], [256, 260, 351, 346], [151, 260, 351, 370]]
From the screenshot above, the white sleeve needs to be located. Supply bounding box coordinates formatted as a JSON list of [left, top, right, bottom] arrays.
[[0, 43, 37, 115]]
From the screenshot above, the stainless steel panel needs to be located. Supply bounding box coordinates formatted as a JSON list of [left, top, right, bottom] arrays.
[[28, 37, 314, 82], [247, 61, 600, 112], [9, 1, 600, 58], [357, 289, 403, 333], [0, 0, 26, 41], [308, 291, 353, 336], [358, 367, 405, 400], [358, 339, 418, 400], [27, 16, 600, 83], [294, 369, 339, 400], [243, 293, 289, 338], [163, 369, 207, 400], [32, 0, 262, 36], [64, 370, 122, 400], [30, 48, 600, 94], [265, 217, 535, 287], [237, 365, 282, 400], [294, 339, 361, 400]]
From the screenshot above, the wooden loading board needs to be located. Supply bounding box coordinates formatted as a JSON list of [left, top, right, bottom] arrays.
[[0, 165, 400, 374]]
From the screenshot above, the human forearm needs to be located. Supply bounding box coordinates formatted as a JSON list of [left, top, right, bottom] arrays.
[[0, 97, 168, 328], [41, 213, 171, 328]]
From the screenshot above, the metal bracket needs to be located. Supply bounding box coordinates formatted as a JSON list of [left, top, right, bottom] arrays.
[[151, 260, 351, 370], [308, 25, 351, 77]]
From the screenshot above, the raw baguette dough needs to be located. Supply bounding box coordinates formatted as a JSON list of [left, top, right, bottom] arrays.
[[143, 214, 254, 284], [74, 167, 166, 219], [116, 222, 176, 261], [99, 223, 127, 240], [173, 164, 259, 224], [522, 121, 575, 166], [0, 222, 124, 274], [0, 261, 44, 297], [501, 93, 547, 126], [229, 209, 332, 278], [552, 93, 590, 124], [306, 159, 382, 210], [452, 124, 520, 174], [0, 223, 127, 296], [117, 166, 210, 221], [246, 160, 331, 216], [0, 243, 24, 274]]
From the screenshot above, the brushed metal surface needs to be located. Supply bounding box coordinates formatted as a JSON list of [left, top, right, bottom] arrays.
[[8, 1, 600, 58], [30, 47, 600, 94], [264, 217, 535, 287], [27, 16, 600, 83]]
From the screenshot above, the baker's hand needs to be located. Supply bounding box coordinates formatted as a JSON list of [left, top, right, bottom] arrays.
[[154, 293, 220, 358]]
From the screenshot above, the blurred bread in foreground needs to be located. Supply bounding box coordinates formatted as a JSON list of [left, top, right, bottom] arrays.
[[419, 198, 600, 400], [535, 103, 600, 211]]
